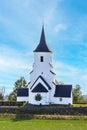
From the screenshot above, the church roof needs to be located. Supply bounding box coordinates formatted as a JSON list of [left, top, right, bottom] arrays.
[[17, 88, 29, 97], [32, 83, 48, 93], [33, 26, 52, 52], [30, 75, 51, 90], [54, 85, 72, 97]]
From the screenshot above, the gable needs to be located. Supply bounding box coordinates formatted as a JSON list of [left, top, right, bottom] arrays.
[[54, 85, 72, 97], [30, 75, 51, 90], [32, 83, 48, 93]]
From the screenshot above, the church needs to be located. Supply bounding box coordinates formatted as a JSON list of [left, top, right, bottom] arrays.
[[17, 26, 72, 105]]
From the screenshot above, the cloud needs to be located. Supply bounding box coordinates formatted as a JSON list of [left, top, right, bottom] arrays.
[[54, 23, 67, 32], [0, 45, 33, 94], [53, 60, 87, 94], [81, 74, 87, 81], [54, 61, 78, 77], [0, 45, 33, 72]]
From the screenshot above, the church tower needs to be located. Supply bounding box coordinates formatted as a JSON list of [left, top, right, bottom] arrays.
[[29, 26, 56, 105]]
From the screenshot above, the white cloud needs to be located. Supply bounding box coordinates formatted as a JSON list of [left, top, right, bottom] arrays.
[[53, 60, 87, 94], [54, 61, 78, 77], [0, 45, 32, 72], [0, 45, 33, 95], [54, 23, 67, 32], [81, 74, 87, 81]]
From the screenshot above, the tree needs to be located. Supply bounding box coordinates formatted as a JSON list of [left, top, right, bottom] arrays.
[[72, 84, 85, 103], [8, 92, 16, 101], [35, 94, 42, 101], [0, 93, 4, 100], [8, 77, 28, 101]]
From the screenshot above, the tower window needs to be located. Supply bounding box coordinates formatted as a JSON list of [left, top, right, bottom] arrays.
[[40, 56, 43, 62]]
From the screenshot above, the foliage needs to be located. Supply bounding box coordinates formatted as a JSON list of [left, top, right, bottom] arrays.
[[72, 84, 86, 103], [0, 93, 4, 100], [0, 101, 24, 106], [8, 92, 16, 101], [35, 94, 42, 101], [72, 104, 87, 107], [8, 77, 28, 101]]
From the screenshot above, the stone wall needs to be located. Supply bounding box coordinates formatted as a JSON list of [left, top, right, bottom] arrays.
[[0, 104, 87, 115]]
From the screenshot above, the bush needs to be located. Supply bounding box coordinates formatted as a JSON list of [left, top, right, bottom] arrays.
[[0, 101, 25, 106], [35, 94, 42, 101]]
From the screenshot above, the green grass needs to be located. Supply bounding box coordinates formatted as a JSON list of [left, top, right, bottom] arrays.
[[0, 118, 87, 130], [72, 104, 87, 107]]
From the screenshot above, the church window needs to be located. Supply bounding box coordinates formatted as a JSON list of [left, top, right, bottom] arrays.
[[59, 97, 62, 101], [40, 56, 43, 62]]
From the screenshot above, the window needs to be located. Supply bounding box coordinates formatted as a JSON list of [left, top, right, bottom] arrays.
[[59, 97, 62, 101], [40, 56, 43, 62]]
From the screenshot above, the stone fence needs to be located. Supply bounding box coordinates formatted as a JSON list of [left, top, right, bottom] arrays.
[[0, 104, 87, 115]]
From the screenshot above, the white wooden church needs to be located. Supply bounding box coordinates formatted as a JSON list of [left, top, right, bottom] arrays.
[[17, 26, 72, 105]]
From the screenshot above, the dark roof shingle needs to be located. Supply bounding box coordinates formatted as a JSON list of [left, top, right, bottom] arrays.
[[54, 85, 72, 97], [32, 83, 48, 92], [33, 26, 52, 52], [17, 88, 29, 97]]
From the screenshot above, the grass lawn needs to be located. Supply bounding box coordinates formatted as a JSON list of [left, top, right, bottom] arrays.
[[0, 118, 87, 130], [72, 104, 87, 107]]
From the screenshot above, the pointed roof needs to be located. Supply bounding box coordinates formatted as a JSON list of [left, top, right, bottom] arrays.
[[33, 25, 52, 52], [30, 75, 51, 90]]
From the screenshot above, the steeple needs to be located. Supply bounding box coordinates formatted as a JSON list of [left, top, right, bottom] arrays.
[[34, 25, 52, 52]]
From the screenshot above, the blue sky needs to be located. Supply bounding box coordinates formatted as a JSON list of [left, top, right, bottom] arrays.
[[0, 0, 87, 95]]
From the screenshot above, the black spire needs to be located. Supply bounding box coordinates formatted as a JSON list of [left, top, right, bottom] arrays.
[[34, 26, 52, 52]]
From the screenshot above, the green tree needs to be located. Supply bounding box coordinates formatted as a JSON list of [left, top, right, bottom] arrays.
[[0, 93, 4, 100], [35, 94, 42, 101], [8, 77, 28, 101], [8, 92, 16, 101], [72, 84, 85, 103]]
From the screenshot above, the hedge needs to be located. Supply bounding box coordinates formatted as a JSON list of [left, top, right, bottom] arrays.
[[0, 101, 25, 106]]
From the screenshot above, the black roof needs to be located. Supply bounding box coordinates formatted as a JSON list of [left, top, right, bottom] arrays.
[[30, 75, 51, 90], [33, 26, 52, 52], [32, 83, 48, 93], [54, 85, 72, 97], [17, 88, 29, 97]]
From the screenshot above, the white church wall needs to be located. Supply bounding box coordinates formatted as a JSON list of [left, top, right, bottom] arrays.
[[52, 97, 72, 105], [17, 97, 29, 102], [29, 75, 53, 105], [29, 92, 50, 105], [30, 52, 55, 87], [49, 84, 56, 103]]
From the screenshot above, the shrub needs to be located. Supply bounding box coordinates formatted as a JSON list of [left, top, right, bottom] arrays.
[[0, 101, 25, 106], [35, 94, 42, 101]]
